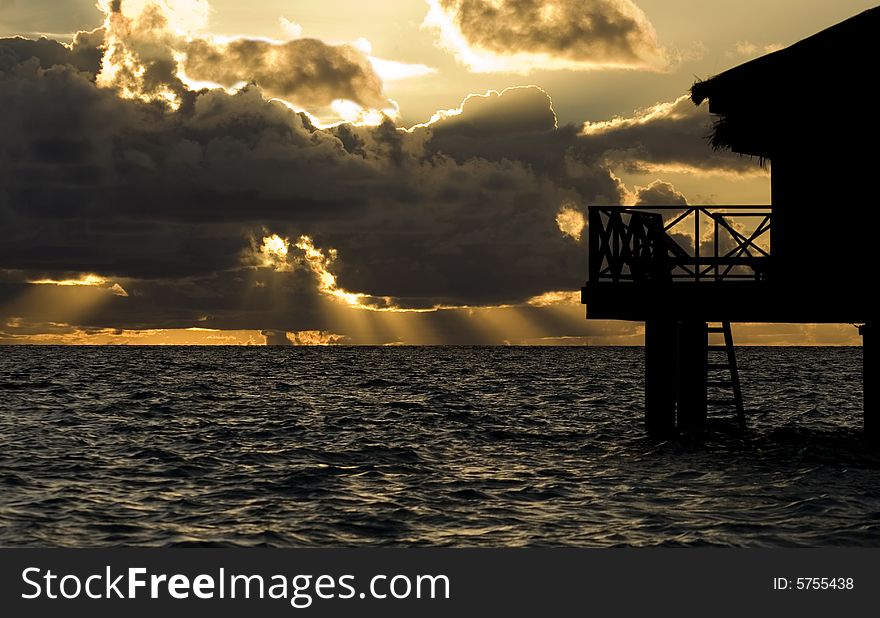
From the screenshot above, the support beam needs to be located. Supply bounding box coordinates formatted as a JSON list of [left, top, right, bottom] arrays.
[[677, 321, 708, 433], [645, 320, 677, 438]]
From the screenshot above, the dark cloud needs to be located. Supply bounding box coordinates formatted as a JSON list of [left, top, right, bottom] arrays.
[[0, 48, 624, 333], [426, 0, 666, 71], [578, 95, 765, 176], [424, 87, 621, 204], [0, 30, 103, 74], [182, 38, 390, 111], [431, 86, 558, 137], [427, 86, 562, 164], [0, 26, 739, 339]]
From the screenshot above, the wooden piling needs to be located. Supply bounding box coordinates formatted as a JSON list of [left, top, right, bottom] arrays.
[[863, 323, 874, 439], [645, 320, 677, 438], [677, 321, 708, 433]]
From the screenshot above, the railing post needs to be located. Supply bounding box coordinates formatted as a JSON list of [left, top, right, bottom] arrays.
[[612, 211, 620, 281], [714, 215, 719, 282], [694, 208, 700, 283]]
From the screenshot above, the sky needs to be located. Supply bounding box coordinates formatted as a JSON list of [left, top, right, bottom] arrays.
[[0, 0, 872, 345]]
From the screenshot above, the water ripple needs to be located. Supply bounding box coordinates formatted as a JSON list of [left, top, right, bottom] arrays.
[[0, 346, 876, 547]]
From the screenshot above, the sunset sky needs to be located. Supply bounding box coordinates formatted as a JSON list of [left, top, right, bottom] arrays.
[[0, 0, 871, 345]]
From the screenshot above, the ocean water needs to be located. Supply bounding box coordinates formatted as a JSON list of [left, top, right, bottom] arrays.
[[1, 346, 877, 547]]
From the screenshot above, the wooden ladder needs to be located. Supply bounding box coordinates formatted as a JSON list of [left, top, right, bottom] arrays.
[[706, 322, 746, 429]]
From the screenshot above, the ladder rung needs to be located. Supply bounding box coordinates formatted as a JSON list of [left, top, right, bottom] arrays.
[[707, 380, 733, 387], [707, 364, 730, 370]]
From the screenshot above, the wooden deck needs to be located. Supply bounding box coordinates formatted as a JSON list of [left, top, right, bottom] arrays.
[[584, 281, 871, 323], [582, 205, 872, 323]]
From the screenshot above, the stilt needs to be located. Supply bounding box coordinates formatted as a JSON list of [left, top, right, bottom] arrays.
[[863, 323, 874, 439], [677, 321, 708, 433], [645, 320, 677, 438]]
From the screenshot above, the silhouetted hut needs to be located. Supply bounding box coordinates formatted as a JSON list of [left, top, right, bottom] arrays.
[[691, 7, 880, 288], [583, 7, 877, 438]]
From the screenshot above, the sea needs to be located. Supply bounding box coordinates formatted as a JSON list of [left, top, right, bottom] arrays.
[[1, 346, 877, 547]]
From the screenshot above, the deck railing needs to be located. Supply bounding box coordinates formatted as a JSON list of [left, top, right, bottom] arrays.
[[588, 206, 771, 284]]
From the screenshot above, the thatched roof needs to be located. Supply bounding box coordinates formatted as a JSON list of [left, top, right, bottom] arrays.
[[691, 6, 880, 158]]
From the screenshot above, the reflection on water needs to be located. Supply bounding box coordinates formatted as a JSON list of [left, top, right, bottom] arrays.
[[0, 346, 876, 547]]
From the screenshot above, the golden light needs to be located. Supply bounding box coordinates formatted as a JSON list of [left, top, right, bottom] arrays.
[[0, 327, 267, 346], [528, 290, 581, 307], [369, 57, 437, 82], [96, 0, 186, 110], [556, 203, 586, 241], [96, 0, 210, 34], [295, 235, 364, 306], [27, 274, 129, 296], [422, 0, 500, 73], [539, 4, 560, 22], [293, 235, 452, 314], [329, 99, 397, 127], [287, 330, 346, 345], [28, 273, 107, 287], [258, 233, 292, 272], [351, 37, 373, 55]]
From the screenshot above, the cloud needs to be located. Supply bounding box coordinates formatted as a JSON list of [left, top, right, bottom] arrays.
[[633, 179, 688, 206], [423, 0, 667, 73], [0, 321, 267, 345], [627, 180, 769, 272], [288, 330, 345, 345], [579, 95, 767, 176], [0, 37, 725, 324], [279, 17, 303, 40], [97, 0, 211, 33], [0, 46, 626, 334], [0, 5, 752, 343], [86, 0, 400, 124], [0, 30, 104, 74], [181, 37, 393, 113], [96, 1, 190, 107], [731, 41, 784, 58], [27, 273, 129, 296], [556, 204, 586, 241]]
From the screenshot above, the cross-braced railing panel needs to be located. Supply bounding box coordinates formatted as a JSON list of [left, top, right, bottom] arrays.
[[588, 206, 771, 284]]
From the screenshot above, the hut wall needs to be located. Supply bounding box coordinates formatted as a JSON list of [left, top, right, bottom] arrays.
[[770, 152, 871, 289]]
